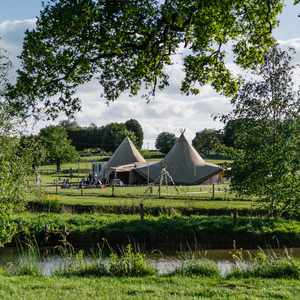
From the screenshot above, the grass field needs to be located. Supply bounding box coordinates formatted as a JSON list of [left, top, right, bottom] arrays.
[[28, 157, 247, 212], [0, 275, 299, 300], [34, 194, 253, 210]]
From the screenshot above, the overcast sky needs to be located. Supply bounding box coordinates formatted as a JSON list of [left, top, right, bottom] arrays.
[[0, 1, 300, 148]]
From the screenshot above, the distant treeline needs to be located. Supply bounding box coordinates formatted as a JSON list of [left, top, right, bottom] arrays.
[[60, 119, 144, 152]]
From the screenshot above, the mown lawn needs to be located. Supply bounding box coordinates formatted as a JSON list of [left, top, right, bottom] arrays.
[[0, 275, 299, 300], [33, 193, 252, 209]]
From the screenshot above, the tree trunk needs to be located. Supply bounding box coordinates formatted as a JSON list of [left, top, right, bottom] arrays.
[[56, 160, 61, 173]]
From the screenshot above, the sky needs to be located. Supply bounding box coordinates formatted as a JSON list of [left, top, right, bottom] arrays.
[[0, 1, 300, 148]]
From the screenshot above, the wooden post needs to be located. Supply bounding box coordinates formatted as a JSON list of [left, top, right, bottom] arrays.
[[81, 186, 83, 196], [212, 184, 215, 199], [158, 184, 161, 198], [233, 239, 236, 250], [112, 183, 115, 197], [44, 224, 49, 243], [233, 209, 238, 226], [139, 203, 144, 221]]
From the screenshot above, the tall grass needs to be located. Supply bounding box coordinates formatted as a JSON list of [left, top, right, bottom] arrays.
[[109, 245, 156, 276], [54, 250, 109, 277], [228, 249, 300, 279], [56, 245, 156, 277], [173, 258, 220, 277], [6, 239, 42, 276]]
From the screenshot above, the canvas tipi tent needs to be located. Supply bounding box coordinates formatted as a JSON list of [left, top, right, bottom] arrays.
[[135, 133, 222, 185], [100, 137, 146, 180]]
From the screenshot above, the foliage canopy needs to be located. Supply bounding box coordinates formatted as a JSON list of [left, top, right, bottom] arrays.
[[155, 132, 176, 154], [125, 119, 144, 149], [39, 125, 79, 172], [7, 0, 288, 119], [227, 46, 300, 216], [192, 129, 223, 157]]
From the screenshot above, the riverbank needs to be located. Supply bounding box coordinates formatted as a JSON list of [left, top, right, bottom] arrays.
[[11, 213, 300, 250], [28, 199, 300, 221], [28, 199, 268, 217], [0, 274, 299, 300]]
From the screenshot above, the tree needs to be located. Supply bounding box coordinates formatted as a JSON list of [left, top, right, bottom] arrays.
[[0, 45, 10, 98], [19, 135, 47, 171], [227, 46, 300, 216], [155, 132, 176, 154], [101, 123, 137, 152], [223, 119, 245, 148], [0, 44, 34, 246], [59, 119, 80, 130], [192, 129, 223, 157], [125, 119, 144, 149], [39, 125, 79, 172], [7, 0, 286, 119]]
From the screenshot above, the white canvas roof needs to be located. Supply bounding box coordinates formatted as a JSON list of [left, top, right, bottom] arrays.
[[135, 133, 222, 185], [101, 137, 146, 178]]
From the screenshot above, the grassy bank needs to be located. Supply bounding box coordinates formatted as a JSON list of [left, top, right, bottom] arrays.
[[11, 213, 300, 250], [0, 274, 299, 300], [28, 198, 265, 218]]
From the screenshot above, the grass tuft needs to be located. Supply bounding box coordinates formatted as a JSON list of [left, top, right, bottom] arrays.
[[228, 250, 300, 279], [55, 250, 109, 277], [56, 245, 155, 277], [109, 245, 156, 277], [173, 259, 220, 277], [6, 254, 42, 276]]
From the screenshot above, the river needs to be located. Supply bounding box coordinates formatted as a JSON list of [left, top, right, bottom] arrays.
[[1, 247, 299, 276]]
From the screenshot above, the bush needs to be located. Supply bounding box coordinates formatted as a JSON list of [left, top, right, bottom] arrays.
[[173, 259, 220, 277]]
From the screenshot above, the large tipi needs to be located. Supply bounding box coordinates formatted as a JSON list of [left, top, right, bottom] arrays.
[[100, 137, 146, 179], [135, 133, 222, 185]]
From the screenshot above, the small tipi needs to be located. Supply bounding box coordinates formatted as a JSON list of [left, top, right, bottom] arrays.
[[100, 137, 146, 179], [136, 133, 222, 185]]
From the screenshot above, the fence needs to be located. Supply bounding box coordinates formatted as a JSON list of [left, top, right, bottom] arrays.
[[30, 181, 236, 201]]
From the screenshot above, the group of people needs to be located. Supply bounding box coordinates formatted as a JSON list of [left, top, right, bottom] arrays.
[[61, 178, 71, 188], [79, 173, 103, 188]]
